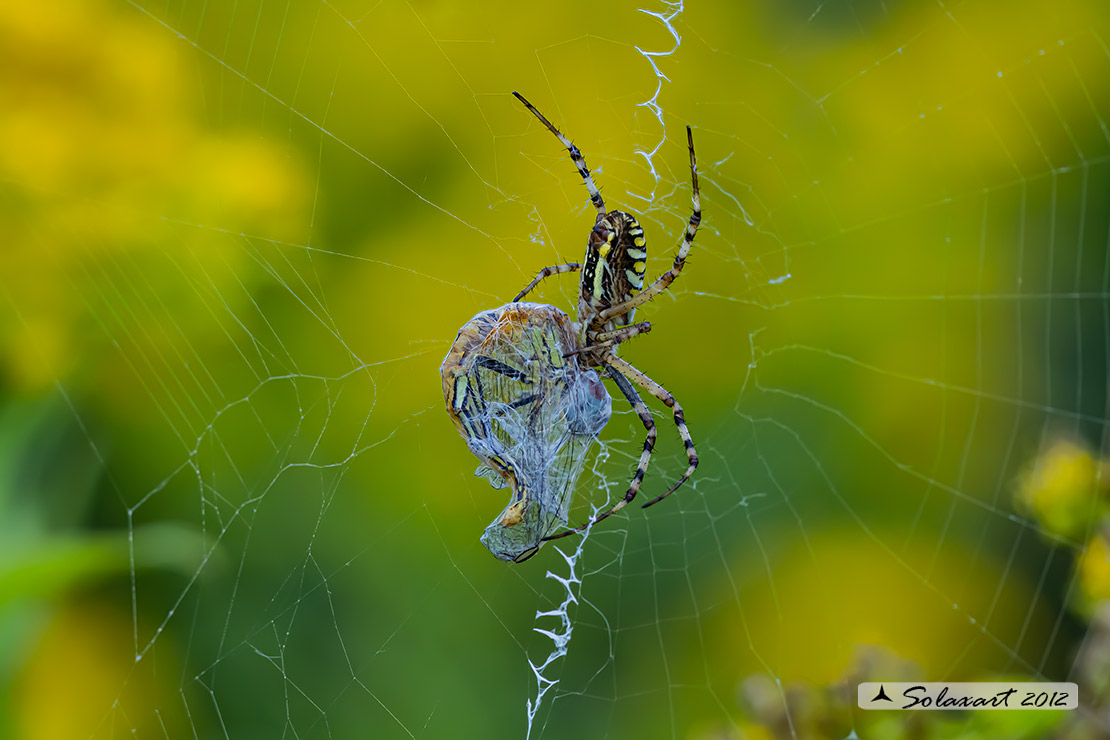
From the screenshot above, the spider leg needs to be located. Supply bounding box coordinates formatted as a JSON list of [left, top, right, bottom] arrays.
[[562, 321, 651, 357], [598, 126, 700, 324], [604, 354, 697, 507], [542, 360, 656, 541], [513, 91, 607, 218], [513, 263, 581, 302]]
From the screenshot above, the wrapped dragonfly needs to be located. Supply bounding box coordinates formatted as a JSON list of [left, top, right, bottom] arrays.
[[441, 303, 612, 562]]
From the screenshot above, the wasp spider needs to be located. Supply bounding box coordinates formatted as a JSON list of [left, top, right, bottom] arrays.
[[511, 91, 701, 539]]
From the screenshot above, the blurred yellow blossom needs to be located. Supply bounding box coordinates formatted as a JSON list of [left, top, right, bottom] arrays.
[[1014, 438, 1107, 541], [1077, 532, 1110, 612], [0, 0, 306, 392], [14, 599, 182, 740]]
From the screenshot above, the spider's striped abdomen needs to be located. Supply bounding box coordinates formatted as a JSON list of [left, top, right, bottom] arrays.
[[579, 210, 646, 329]]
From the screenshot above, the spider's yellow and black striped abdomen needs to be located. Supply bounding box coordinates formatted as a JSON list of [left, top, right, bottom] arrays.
[[579, 211, 647, 329]]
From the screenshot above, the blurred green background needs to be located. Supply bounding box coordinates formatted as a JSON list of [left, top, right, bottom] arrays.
[[2, 0, 1110, 737]]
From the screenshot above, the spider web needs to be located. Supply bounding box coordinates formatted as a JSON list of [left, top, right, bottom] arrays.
[[2, 0, 1109, 738]]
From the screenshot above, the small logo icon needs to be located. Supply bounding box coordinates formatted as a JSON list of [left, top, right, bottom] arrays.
[[872, 685, 893, 703]]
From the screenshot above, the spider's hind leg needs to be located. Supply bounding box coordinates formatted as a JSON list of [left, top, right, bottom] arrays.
[[513, 263, 581, 303], [598, 126, 700, 323], [513, 91, 607, 218]]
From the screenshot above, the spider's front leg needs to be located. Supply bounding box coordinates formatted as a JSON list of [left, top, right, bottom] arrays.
[[605, 354, 698, 506], [563, 322, 651, 359], [513, 263, 581, 303]]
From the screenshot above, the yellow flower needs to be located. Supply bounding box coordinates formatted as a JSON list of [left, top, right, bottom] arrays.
[[1078, 532, 1110, 606], [1015, 439, 1105, 541], [0, 0, 305, 393]]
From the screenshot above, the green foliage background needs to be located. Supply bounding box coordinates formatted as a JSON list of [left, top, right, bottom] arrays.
[[1, 0, 1109, 737]]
